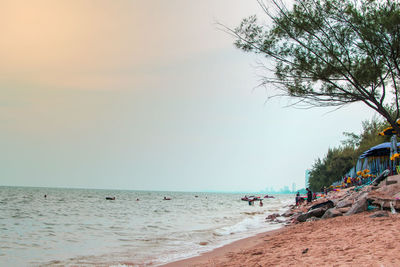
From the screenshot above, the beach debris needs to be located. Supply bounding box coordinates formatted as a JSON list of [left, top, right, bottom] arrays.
[[281, 210, 294, 217], [266, 213, 286, 224], [390, 201, 397, 214], [244, 211, 263, 216], [306, 217, 320, 222], [265, 213, 280, 221], [308, 200, 334, 211], [297, 206, 329, 222], [367, 182, 400, 211], [335, 199, 353, 209], [302, 248, 309, 254], [251, 251, 263, 255], [336, 207, 351, 213], [386, 180, 397, 186], [321, 208, 343, 219], [370, 211, 389, 218], [199, 242, 208, 246], [385, 174, 400, 186], [372, 169, 390, 186]]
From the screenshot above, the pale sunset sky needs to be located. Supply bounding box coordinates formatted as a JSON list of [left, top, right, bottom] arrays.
[[1, 0, 375, 192]]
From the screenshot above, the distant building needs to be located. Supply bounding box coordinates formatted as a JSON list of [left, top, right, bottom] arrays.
[[305, 169, 310, 188]]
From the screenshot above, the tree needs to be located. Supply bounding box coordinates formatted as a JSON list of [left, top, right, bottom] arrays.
[[232, 0, 400, 133], [345, 117, 390, 154], [308, 146, 355, 191]]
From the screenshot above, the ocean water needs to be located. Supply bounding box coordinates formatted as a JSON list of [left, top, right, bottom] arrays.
[[0, 187, 293, 266]]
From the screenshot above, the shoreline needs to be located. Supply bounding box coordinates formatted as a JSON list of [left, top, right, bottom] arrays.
[[160, 180, 400, 267], [158, 199, 292, 267], [160, 227, 285, 267], [161, 212, 400, 267]]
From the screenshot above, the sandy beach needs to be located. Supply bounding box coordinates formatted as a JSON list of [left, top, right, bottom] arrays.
[[163, 209, 400, 267]]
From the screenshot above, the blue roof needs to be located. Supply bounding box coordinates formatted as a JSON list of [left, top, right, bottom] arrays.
[[359, 142, 400, 159]]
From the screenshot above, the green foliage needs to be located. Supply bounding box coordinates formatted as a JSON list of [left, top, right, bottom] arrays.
[[309, 146, 355, 191], [355, 119, 391, 153], [233, 0, 400, 132], [308, 116, 390, 190]]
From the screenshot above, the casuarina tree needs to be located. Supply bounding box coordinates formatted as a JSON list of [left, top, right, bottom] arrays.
[[232, 0, 400, 133]]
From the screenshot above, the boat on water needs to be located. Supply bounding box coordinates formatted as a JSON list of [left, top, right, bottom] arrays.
[[264, 195, 275, 199], [241, 196, 261, 201]]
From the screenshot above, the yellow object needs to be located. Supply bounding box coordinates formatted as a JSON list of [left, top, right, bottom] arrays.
[[378, 126, 396, 136], [390, 153, 400, 161]]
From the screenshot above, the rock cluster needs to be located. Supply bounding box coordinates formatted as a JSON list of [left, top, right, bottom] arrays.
[[265, 213, 286, 224], [280, 174, 400, 224]]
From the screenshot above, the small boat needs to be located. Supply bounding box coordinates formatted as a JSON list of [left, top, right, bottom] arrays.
[[106, 197, 115, 200], [241, 196, 261, 201]]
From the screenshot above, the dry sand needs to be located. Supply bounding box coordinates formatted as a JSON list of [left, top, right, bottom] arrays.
[[162, 212, 400, 267]]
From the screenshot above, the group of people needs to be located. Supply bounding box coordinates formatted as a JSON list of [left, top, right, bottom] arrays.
[[295, 188, 314, 206], [248, 199, 263, 206]]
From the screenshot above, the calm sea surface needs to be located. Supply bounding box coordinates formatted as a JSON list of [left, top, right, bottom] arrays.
[[0, 186, 293, 266]]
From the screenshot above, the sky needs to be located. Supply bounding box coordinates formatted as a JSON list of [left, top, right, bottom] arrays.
[[1, 0, 376, 192]]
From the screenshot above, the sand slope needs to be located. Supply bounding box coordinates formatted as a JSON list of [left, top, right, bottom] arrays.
[[163, 212, 400, 267]]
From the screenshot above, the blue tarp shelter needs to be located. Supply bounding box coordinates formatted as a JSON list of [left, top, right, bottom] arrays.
[[359, 142, 400, 159], [355, 141, 400, 177]]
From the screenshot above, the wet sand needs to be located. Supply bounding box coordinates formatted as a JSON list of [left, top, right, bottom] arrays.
[[162, 212, 400, 267]]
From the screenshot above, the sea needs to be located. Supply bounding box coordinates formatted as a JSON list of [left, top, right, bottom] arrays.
[[0, 186, 293, 266]]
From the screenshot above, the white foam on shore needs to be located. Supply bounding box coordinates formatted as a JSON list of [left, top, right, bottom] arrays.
[[152, 215, 285, 266], [148, 196, 295, 266], [215, 216, 265, 236]]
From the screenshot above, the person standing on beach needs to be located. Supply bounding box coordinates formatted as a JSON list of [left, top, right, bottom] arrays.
[[306, 188, 312, 203], [295, 192, 300, 205]]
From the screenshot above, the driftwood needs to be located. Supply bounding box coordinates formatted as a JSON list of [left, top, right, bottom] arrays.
[[372, 169, 390, 186]]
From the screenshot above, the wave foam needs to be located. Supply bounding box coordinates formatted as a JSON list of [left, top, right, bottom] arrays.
[[215, 216, 264, 236]]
